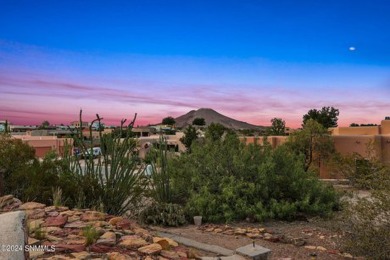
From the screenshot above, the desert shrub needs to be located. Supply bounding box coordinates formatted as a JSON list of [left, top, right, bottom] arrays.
[[0, 134, 36, 196], [341, 164, 390, 259], [139, 202, 186, 226], [5, 151, 68, 205], [170, 133, 339, 222]]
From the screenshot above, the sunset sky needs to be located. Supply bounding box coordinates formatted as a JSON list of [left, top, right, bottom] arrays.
[[0, 0, 389, 128]]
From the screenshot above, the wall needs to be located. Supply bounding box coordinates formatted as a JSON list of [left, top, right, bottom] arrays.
[[12, 136, 73, 158]]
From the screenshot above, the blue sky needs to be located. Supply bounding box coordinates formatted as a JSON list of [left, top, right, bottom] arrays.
[[0, 0, 389, 127]]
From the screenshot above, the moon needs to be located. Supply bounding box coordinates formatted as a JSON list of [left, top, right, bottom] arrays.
[[349, 46, 356, 51]]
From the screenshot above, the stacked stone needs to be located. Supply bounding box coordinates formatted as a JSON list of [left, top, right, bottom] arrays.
[[0, 195, 193, 260]]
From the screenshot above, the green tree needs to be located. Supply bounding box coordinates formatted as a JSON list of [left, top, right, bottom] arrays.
[[302, 106, 339, 128], [286, 119, 335, 172], [269, 118, 286, 136], [205, 123, 226, 141], [180, 125, 198, 151], [192, 117, 206, 126], [162, 116, 176, 125], [350, 123, 359, 127], [0, 135, 36, 196], [39, 120, 50, 129]]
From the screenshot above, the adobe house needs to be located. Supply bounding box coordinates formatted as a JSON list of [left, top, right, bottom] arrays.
[[240, 118, 390, 179], [12, 135, 73, 158]]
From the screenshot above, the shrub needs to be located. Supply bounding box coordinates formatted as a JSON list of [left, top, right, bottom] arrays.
[[169, 133, 339, 222], [341, 163, 390, 258], [139, 202, 186, 226]]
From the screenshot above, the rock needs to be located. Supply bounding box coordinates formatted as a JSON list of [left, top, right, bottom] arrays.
[[47, 211, 60, 217], [214, 228, 223, 233], [246, 233, 261, 239], [138, 243, 162, 255], [70, 251, 91, 259], [0, 195, 15, 208], [64, 220, 89, 229], [52, 243, 86, 253], [93, 220, 109, 228], [19, 201, 45, 210], [107, 252, 137, 260], [119, 236, 148, 249], [28, 237, 40, 245], [155, 239, 170, 250], [89, 244, 112, 253], [341, 253, 354, 258], [96, 231, 116, 246], [108, 216, 124, 226], [316, 246, 327, 251], [41, 226, 62, 234], [45, 206, 58, 212], [28, 219, 44, 233], [116, 218, 132, 229], [205, 227, 214, 232], [29, 250, 45, 258], [68, 215, 81, 223], [66, 235, 86, 245], [304, 246, 317, 250], [60, 210, 79, 216], [80, 211, 106, 221], [25, 209, 46, 219], [164, 237, 179, 247], [42, 215, 68, 228], [46, 234, 64, 242], [160, 250, 181, 259], [234, 228, 247, 235]]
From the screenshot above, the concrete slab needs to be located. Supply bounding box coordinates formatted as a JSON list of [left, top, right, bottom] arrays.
[[0, 211, 27, 260], [236, 244, 271, 260], [158, 231, 234, 256], [201, 256, 246, 260]]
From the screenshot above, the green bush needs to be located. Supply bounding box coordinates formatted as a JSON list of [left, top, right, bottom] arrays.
[[139, 202, 186, 226], [341, 163, 390, 259], [169, 133, 339, 222]]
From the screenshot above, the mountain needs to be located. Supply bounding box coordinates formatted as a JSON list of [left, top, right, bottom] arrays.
[[175, 108, 264, 130]]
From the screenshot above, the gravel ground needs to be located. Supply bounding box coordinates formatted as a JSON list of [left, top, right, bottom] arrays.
[[152, 219, 354, 260]]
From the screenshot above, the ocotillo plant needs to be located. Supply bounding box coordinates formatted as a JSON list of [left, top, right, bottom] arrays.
[[64, 109, 147, 215]]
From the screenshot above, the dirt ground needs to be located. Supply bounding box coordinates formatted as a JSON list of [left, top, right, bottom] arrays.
[[152, 217, 355, 260]]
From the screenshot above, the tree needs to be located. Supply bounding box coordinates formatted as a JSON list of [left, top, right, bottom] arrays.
[[286, 119, 335, 172], [180, 125, 198, 151], [269, 118, 286, 136], [302, 106, 339, 128], [39, 120, 50, 129], [350, 123, 359, 127], [192, 117, 206, 126], [0, 135, 36, 195], [205, 123, 226, 141], [162, 117, 176, 125]]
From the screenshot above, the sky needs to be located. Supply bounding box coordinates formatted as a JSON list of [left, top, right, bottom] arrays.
[[0, 0, 389, 128]]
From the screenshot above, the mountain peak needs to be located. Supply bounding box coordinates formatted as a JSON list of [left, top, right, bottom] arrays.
[[175, 108, 263, 130]]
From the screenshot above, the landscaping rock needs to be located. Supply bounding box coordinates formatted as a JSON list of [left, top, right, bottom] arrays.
[[43, 215, 68, 227], [119, 236, 148, 249], [138, 243, 163, 255], [19, 201, 45, 210]]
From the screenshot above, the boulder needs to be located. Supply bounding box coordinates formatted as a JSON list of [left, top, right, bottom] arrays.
[[119, 236, 148, 249], [42, 215, 68, 228], [19, 202, 45, 210], [138, 243, 163, 255]]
